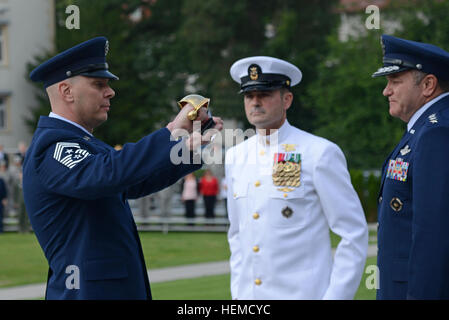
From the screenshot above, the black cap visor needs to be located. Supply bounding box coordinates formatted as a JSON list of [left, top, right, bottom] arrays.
[[80, 69, 119, 80]]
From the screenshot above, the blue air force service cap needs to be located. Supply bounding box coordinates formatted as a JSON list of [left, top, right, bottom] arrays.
[[230, 56, 302, 93], [30, 36, 119, 88], [372, 34, 449, 80]]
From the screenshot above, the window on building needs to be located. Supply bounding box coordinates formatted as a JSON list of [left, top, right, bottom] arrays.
[[0, 97, 6, 130], [0, 25, 6, 65]]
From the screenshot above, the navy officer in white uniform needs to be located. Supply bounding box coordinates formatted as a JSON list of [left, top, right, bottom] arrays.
[[373, 35, 449, 299], [225, 56, 368, 300], [23, 36, 222, 299]]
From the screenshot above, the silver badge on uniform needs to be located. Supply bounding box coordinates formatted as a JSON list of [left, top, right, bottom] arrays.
[[400, 145, 411, 156]]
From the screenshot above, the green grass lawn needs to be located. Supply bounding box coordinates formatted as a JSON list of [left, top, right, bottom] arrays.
[[152, 256, 377, 300], [0, 232, 230, 288], [0, 230, 377, 300]]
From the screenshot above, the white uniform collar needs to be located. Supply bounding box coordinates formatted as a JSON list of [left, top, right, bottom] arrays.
[[256, 119, 291, 146], [49, 112, 93, 137], [407, 92, 449, 131]]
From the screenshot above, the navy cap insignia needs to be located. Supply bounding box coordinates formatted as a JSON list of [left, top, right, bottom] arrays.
[[390, 197, 403, 212], [248, 64, 261, 81], [53, 142, 91, 169], [282, 206, 293, 218]]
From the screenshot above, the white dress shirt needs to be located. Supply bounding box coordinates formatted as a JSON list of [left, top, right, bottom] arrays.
[[49, 112, 93, 137]]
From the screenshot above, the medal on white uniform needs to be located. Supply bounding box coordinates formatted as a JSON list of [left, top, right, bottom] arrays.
[[272, 152, 301, 187]]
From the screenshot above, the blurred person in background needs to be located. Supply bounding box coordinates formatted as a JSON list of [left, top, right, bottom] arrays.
[[0, 170, 6, 233], [0, 144, 9, 168], [181, 173, 198, 223], [199, 169, 219, 219]]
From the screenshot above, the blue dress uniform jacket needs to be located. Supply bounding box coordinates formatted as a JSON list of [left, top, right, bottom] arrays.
[[377, 95, 449, 299], [23, 116, 201, 299]]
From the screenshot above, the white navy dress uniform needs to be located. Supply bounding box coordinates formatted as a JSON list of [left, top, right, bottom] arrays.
[[226, 56, 368, 300]]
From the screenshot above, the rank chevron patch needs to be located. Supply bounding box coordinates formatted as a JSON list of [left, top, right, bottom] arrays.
[[53, 142, 91, 169]]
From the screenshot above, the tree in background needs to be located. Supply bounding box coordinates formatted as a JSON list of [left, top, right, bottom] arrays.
[[176, 0, 339, 131], [27, 0, 339, 145], [307, 0, 449, 169], [26, 0, 449, 173], [27, 0, 185, 145]]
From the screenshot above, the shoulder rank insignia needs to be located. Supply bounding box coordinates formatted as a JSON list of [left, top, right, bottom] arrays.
[[386, 158, 409, 182], [273, 153, 301, 187], [53, 142, 91, 169], [429, 113, 438, 124], [400, 145, 411, 156]]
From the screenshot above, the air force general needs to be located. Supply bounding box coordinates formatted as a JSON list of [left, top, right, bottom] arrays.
[[225, 56, 368, 300], [373, 35, 449, 300]]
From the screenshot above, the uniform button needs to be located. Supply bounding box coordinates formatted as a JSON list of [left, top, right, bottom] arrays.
[[378, 196, 383, 204], [259, 150, 265, 156], [233, 193, 237, 198], [283, 193, 288, 198], [253, 212, 260, 219], [255, 180, 261, 187], [255, 278, 262, 285], [253, 245, 259, 252]]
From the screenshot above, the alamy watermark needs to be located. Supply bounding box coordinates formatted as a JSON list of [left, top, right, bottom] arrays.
[[365, 264, 380, 290], [365, 5, 380, 30], [65, 5, 80, 30], [65, 264, 80, 290]]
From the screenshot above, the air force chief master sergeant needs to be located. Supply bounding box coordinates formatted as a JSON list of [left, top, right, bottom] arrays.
[[23, 37, 222, 299]]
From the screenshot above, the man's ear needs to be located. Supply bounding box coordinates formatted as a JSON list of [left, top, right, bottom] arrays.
[[422, 74, 439, 98], [58, 80, 74, 103], [283, 90, 293, 111]]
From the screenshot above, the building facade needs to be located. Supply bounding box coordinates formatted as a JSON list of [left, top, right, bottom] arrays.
[[0, 0, 55, 152]]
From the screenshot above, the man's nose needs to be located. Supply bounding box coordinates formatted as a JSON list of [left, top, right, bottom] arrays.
[[382, 83, 391, 97], [106, 86, 115, 99]]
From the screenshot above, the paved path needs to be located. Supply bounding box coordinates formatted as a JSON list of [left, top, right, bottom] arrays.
[[0, 245, 377, 300]]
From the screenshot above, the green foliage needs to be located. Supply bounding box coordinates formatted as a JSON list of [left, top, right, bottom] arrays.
[[308, 29, 405, 169], [308, 0, 449, 169], [26, 0, 449, 171], [26, 0, 339, 144], [350, 169, 380, 222]]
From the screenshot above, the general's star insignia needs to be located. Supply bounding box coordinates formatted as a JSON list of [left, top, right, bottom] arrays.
[[53, 142, 91, 169]]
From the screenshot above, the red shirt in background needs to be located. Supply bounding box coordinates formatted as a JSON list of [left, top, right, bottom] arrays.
[[199, 176, 219, 196]]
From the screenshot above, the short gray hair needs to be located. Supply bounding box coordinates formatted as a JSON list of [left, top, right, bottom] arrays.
[[412, 70, 449, 92]]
